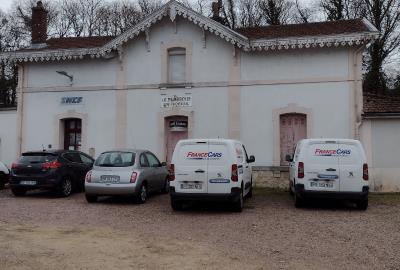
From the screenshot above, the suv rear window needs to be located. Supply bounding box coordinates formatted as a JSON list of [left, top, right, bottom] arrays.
[[95, 152, 135, 167], [19, 153, 57, 164]]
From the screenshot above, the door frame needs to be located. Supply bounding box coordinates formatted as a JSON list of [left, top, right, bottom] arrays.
[[54, 111, 88, 152], [273, 104, 313, 166], [159, 109, 193, 163]]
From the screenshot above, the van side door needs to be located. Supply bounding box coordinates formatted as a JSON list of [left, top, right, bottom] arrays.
[[241, 144, 252, 193]]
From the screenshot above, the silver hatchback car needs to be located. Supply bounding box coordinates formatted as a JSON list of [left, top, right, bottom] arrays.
[[85, 149, 169, 203]]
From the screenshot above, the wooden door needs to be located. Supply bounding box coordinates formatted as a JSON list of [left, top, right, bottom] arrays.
[[280, 114, 306, 166], [165, 116, 188, 164], [64, 119, 82, 151]]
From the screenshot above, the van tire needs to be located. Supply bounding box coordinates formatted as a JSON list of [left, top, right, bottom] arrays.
[[0, 173, 6, 190], [356, 199, 368, 210], [289, 181, 294, 196], [294, 193, 304, 208], [85, 194, 97, 203], [11, 188, 27, 197], [246, 179, 253, 199], [232, 189, 244, 212], [171, 199, 183, 211]]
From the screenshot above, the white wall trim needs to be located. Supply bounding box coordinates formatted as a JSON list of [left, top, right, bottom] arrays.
[[272, 103, 313, 166]]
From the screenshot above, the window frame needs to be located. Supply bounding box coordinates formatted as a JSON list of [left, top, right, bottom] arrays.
[[167, 47, 186, 84]]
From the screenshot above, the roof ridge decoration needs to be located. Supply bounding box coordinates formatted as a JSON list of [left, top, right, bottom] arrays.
[[0, 0, 379, 63]]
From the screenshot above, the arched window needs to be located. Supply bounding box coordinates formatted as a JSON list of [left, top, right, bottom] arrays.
[[168, 47, 186, 83], [280, 113, 307, 165]]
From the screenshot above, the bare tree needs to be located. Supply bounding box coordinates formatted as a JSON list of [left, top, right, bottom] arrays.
[[259, 0, 294, 25]]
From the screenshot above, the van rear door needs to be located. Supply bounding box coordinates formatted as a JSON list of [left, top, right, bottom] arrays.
[[304, 141, 340, 192], [207, 142, 232, 194], [174, 141, 208, 193], [338, 142, 364, 192]]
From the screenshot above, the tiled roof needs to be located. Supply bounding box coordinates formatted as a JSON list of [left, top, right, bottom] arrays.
[[236, 19, 370, 39], [363, 93, 400, 116], [20, 36, 115, 51]]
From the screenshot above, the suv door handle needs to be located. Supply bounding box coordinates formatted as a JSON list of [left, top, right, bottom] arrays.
[[195, 169, 205, 173]]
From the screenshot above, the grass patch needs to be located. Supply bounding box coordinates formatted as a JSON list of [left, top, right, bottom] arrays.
[[369, 193, 400, 204], [253, 187, 289, 196]]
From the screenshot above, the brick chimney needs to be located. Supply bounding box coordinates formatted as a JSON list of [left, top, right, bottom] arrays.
[[211, 0, 227, 26], [31, 1, 48, 44]]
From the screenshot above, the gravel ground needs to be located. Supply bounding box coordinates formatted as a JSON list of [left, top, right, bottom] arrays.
[[0, 188, 399, 270]]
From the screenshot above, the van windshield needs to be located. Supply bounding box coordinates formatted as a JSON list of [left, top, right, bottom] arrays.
[[95, 152, 135, 167]]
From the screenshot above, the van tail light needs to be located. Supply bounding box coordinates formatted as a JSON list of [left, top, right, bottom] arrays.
[[85, 171, 92, 183], [169, 164, 175, 181], [363, 163, 369, 181], [42, 161, 62, 170], [130, 172, 138, 183], [298, 162, 304, 179], [231, 164, 238, 182]]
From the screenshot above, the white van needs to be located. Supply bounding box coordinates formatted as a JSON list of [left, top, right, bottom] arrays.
[[169, 139, 255, 212], [288, 139, 369, 210]]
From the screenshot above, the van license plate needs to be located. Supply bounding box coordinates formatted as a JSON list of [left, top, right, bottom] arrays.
[[310, 182, 334, 188], [181, 183, 202, 190], [20, 181, 36, 185]]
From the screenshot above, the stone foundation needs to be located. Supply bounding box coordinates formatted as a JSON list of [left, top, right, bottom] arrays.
[[252, 166, 289, 189]]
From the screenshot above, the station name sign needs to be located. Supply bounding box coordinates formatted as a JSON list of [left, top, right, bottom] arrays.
[[161, 94, 192, 108], [61, 96, 83, 105]]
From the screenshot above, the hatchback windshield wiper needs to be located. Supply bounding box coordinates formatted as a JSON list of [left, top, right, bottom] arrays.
[[98, 163, 115, 167]]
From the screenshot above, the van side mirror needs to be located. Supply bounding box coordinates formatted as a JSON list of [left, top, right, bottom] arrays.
[[161, 162, 167, 167], [285, 154, 293, 162], [247, 155, 255, 163]]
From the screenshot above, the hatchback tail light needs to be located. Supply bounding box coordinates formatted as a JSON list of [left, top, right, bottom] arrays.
[[42, 161, 62, 170], [11, 163, 19, 169], [363, 163, 369, 181], [85, 171, 92, 183], [231, 164, 238, 182], [130, 172, 138, 183], [169, 164, 175, 181], [298, 162, 304, 179]]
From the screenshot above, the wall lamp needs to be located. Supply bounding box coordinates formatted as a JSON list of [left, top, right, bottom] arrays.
[[56, 70, 73, 85]]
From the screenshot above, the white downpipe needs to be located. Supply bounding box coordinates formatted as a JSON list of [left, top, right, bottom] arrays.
[[353, 45, 365, 140]]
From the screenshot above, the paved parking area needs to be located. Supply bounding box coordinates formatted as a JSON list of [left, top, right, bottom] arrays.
[[0, 188, 399, 270]]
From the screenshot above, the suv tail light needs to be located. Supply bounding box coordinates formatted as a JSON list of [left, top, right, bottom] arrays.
[[169, 164, 175, 181], [85, 171, 92, 183], [130, 172, 138, 183], [298, 162, 304, 179], [231, 164, 238, 182], [363, 163, 369, 181], [42, 161, 62, 170]]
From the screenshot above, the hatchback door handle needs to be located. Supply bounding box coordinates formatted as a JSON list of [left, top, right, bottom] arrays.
[[326, 168, 336, 172], [195, 169, 205, 173]]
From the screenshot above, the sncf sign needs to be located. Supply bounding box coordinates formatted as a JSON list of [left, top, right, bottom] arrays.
[[61, 97, 83, 105]]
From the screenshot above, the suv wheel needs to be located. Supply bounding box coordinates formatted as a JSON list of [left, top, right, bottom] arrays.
[[356, 199, 368, 210], [85, 194, 97, 203], [11, 188, 27, 197], [136, 184, 147, 204], [233, 188, 244, 212], [58, 177, 73, 197]]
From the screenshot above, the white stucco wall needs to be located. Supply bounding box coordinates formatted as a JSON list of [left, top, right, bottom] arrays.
[[0, 110, 17, 167], [360, 119, 400, 192]]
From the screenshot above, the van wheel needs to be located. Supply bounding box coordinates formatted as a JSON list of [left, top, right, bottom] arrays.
[[233, 189, 244, 212], [136, 184, 147, 204], [356, 199, 368, 210], [85, 194, 97, 203], [171, 199, 183, 211], [246, 181, 253, 199], [161, 178, 170, 194], [294, 193, 304, 208], [11, 188, 27, 197], [0, 173, 6, 190], [289, 181, 294, 196]]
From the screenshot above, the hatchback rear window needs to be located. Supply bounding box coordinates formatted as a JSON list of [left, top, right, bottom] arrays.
[[95, 152, 135, 167], [19, 153, 57, 164]]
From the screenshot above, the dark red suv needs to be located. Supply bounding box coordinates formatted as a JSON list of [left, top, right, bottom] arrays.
[[10, 150, 94, 197]]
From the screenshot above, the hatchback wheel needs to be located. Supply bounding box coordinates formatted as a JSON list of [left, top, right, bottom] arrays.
[[136, 184, 147, 204], [161, 178, 170, 194], [11, 188, 27, 197], [58, 178, 73, 197]]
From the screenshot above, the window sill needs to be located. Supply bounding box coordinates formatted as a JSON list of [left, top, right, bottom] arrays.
[[0, 106, 17, 111], [159, 83, 193, 90]]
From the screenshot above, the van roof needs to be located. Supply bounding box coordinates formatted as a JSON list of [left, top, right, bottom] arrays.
[[300, 138, 361, 144], [177, 138, 243, 145]]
